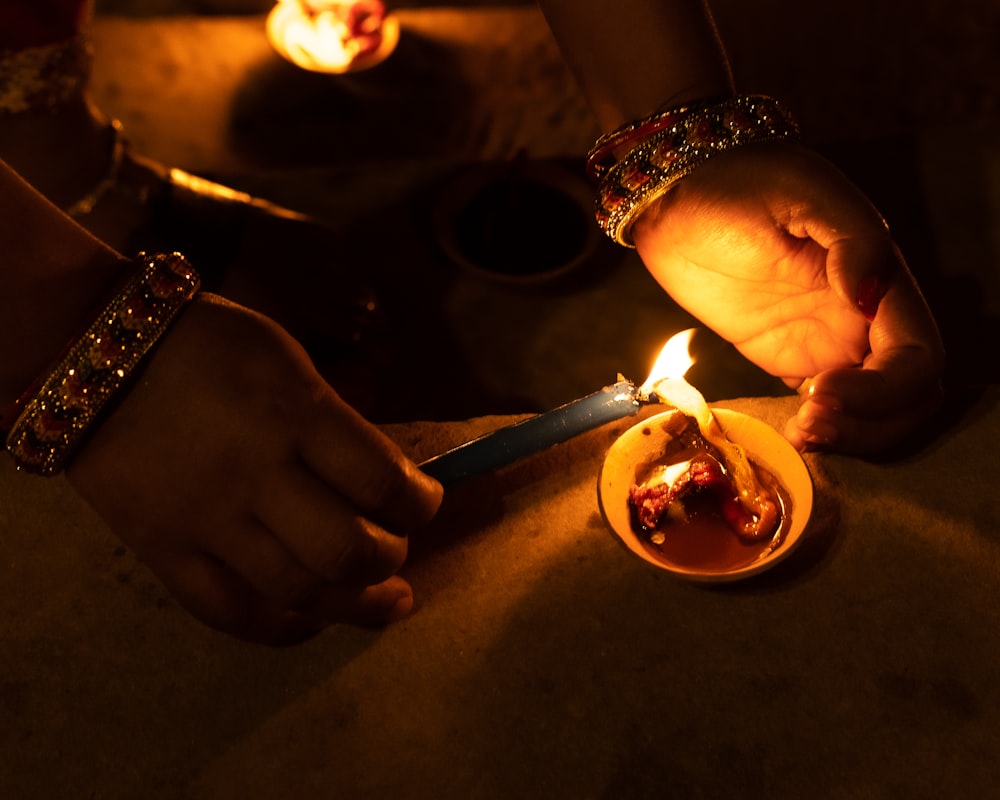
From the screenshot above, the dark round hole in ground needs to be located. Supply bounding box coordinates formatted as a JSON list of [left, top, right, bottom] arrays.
[[452, 177, 590, 277]]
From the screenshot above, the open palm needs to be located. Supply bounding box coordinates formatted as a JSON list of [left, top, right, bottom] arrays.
[[634, 143, 876, 384], [632, 142, 945, 453]]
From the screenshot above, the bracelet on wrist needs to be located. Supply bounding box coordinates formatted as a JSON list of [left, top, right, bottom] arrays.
[[4, 252, 200, 476], [585, 94, 733, 181], [591, 95, 800, 248]]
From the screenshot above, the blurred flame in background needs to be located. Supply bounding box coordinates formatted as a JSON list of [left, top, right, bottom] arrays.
[[266, 0, 398, 73]]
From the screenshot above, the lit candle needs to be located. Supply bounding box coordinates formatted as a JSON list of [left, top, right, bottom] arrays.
[[639, 328, 716, 432], [642, 329, 765, 511], [419, 329, 721, 486], [420, 377, 645, 486]]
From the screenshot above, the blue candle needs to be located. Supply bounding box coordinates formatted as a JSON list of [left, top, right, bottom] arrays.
[[420, 378, 645, 486]]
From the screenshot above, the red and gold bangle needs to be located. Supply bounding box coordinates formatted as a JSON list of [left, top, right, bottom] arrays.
[[585, 95, 732, 182], [4, 252, 200, 476], [593, 95, 800, 247]]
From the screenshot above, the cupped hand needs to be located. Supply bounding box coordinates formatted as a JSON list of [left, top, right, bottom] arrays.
[[67, 293, 443, 644], [631, 141, 945, 455]]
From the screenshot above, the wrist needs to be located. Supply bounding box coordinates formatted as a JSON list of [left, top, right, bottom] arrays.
[[4, 252, 201, 474], [0, 157, 129, 412], [0, 255, 136, 430], [0, 254, 130, 414], [589, 95, 801, 247]]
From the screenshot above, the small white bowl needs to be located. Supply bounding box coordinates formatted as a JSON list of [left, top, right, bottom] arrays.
[[598, 409, 813, 582]]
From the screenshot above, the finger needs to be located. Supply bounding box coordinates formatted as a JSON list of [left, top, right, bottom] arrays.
[[150, 550, 328, 645], [202, 515, 334, 611], [804, 264, 944, 418], [782, 151, 896, 313], [154, 544, 416, 641], [252, 464, 409, 587], [865, 253, 946, 383], [786, 378, 943, 455], [789, 355, 943, 454], [810, 350, 943, 420], [295, 385, 443, 531], [306, 575, 416, 629], [786, 237, 945, 454]]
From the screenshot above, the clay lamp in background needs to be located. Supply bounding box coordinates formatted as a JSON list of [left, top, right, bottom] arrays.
[[266, 0, 400, 73]]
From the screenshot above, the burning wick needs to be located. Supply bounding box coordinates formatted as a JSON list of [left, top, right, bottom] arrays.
[[420, 328, 704, 486], [637, 327, 712, 428], [266, 0, 399, 74], [642, 330, 772, 524]]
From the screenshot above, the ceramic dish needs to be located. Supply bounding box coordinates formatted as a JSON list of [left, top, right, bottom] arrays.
[[598, 409, 813, 582]]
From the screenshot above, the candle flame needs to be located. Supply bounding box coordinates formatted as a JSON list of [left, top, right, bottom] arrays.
[[639, 328, 697, 396], [637, 327, 714, 430], [632, 328, 776, 535]]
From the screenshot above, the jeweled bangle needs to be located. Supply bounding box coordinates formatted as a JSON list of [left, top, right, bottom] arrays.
[[4, 252, 200, 476], [585, 94, 732, 181], [593, 95, 800, 248]]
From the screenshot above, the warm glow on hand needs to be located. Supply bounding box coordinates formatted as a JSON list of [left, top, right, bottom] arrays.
[[632, 144, 873, 387]]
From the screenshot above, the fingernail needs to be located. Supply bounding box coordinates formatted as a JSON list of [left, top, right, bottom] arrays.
[[801, 418, 838, 445], [806, 390, 844, 413], [856, 275, 888, 321], [387, 589, 415, 622], [803, 429, 836, 447], [797, 405, 839, 445]]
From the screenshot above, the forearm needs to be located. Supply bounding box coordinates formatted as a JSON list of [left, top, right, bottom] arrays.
[[537, 0, 735, 130], [0, 158, 126, 407]]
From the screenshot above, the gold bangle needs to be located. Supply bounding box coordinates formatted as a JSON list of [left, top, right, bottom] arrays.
[[593, 95, 800, 247], [5, 252, 200, 476], [585, 94, 732, 181]]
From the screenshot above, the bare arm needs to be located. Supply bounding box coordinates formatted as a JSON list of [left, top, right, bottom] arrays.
[[1, 157, 442, 643], [537, 0, 945, 455], [537, 0, 734, 129], [0, 158, 125, 408]]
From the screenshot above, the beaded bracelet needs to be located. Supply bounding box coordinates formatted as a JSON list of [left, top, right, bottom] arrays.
[[593, 95, 800, 247], [4, 252, 200, 476]]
